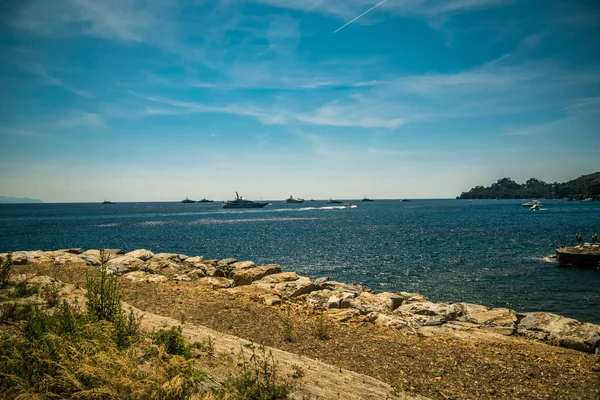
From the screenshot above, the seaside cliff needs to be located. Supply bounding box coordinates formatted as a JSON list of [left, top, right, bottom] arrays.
[[2, 249, 599, 399]]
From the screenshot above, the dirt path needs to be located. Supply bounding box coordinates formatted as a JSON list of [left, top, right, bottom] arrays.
[[130, 301, 426, 400]]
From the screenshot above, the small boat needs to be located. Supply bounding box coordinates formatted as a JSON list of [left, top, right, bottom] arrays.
[[181, 197, 196, 203], [582, 198, 593, 202], [284, 195, 304, 204], [102, 200, 115, 204], [530, 203, 542, 211], [522, 200, 542, 207], [326, 199, 342, 204], [343, 203, 354, 208], [401, 199, 410, 202], [361, 197, 374, 202], [197, 198, 213, 203], [222, 192, 269, 209]]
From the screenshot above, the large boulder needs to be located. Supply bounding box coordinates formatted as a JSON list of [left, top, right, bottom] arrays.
[[396, 302, 463, 327], [398, 292, 429, 303], [230, 260, 256, 270], [348, 292, 398, 314], [109, 255, 145, 271], [217, 258, 237, 267], [124, 271, 168, 283], [458, 305, 518, 336], [321, 281, 365, 297], [152, 253, 187, 263], [368, 312, 413, 330], [517, 312, 600, 353], [327, 291, 356, 309], [198, 277, 234, 289], [125, 249, 154, 261], [306, 289, 333, 309], [259, 272, 300, 284], [184, 256, 205, 267], [232, 265, 282, 286]]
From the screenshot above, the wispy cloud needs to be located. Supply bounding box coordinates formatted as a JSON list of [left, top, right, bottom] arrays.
[[57, 112, 104, 128], [26, 64, 90, 98]]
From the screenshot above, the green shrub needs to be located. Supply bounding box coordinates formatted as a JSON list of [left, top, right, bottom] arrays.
[[41, 282, 60, 308], [86, 249, 121, 323], [281, 307, 297, 343], [225, 344, 292, 399], [154, 326, 191, 358], [113, 307, 142, 349], [0, 251, 12, 288], [312, 312, 331, 340]]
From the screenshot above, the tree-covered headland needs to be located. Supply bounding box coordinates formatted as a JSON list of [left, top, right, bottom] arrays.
[[458, 172, 600, 200]]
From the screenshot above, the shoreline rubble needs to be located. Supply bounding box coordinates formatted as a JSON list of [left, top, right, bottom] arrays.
[[2, 248, 600, 354]]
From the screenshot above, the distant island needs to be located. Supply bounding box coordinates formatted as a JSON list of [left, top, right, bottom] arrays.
[[458, 172, 600, 200], [0, 196, 43, 204]]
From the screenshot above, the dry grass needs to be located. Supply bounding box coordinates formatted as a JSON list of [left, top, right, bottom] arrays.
[[13, 261, 600, 400]]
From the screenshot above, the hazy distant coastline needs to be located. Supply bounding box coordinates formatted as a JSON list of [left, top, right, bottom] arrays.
[[0, 196, 44, 204]]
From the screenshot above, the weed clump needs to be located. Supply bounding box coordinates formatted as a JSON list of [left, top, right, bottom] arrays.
[[154, 326, 191, 358], [0, 251, 12, 288], [86, 249, 121, 323], [225, 344, 292, 400], [312, 312, 331, 340]]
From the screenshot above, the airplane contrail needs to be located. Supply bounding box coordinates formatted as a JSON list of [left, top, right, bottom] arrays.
[[333, 0, 389, 33]]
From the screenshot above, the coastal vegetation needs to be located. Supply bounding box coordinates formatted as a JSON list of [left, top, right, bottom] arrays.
[[0, 252, 294, 400], [2, 249, 599, 399], [458, 171, 600, 199]]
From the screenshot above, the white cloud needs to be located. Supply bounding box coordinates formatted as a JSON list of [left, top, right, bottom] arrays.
[[57, 112, 104, 128]]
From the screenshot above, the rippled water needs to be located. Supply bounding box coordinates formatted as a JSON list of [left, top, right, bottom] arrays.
[[1, 199, 599, 323]]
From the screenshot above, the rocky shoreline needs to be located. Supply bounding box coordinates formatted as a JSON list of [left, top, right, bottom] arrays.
[[3, 248, 600, 354]]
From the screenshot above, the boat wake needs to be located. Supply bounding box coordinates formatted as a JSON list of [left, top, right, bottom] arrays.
[[541, 255, 558, 263]]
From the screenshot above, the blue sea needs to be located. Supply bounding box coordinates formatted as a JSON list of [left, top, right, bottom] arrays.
[[1, 199, 599, 324]]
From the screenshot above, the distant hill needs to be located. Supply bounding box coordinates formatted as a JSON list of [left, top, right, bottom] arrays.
[[458, 172, 600, 200], [0, 196, 44, 204]]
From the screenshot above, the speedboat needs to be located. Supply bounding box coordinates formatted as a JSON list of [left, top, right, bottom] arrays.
[[522, 200, 542, 207], [530, 203, 542, 211], [361, 197, 374, 202], [181, 197, 196, 203], [197, 198, 213, 203], [284, 195, 304, 204], [343, 203, 354, 208], [222, 192, 269, 209], [326, 199, 342, 204]]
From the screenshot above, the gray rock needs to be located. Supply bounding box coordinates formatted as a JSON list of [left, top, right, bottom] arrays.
[[124, 249, 154, 261], [313, 277, 329, 286], [62, 248, 83, 254], [328, 308, 361, 322], [322, 281, 365, 297], [518, 312, 600, 353], [368, 312, 412, 330], [327, 291, 355, 309], [174, 274, 191, 282], [230, 260, 256, 270], [187, 269, 206, 279], [107, 265, 130, 275], [217, 258, 238, 267], [232, 265, 282, 286], [347, 292, 396, 314], [306, 290, 333, 309]]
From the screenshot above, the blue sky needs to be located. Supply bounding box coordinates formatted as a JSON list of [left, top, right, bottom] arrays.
[[0, 0, 599, 202]]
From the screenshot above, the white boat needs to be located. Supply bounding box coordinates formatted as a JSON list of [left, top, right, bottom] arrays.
[[522, 200, 542, 207], [221, 192, 269, 209], [530, 203, 541, 211], [343, 203, 354, 208], [284, 195, 304, 204]]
